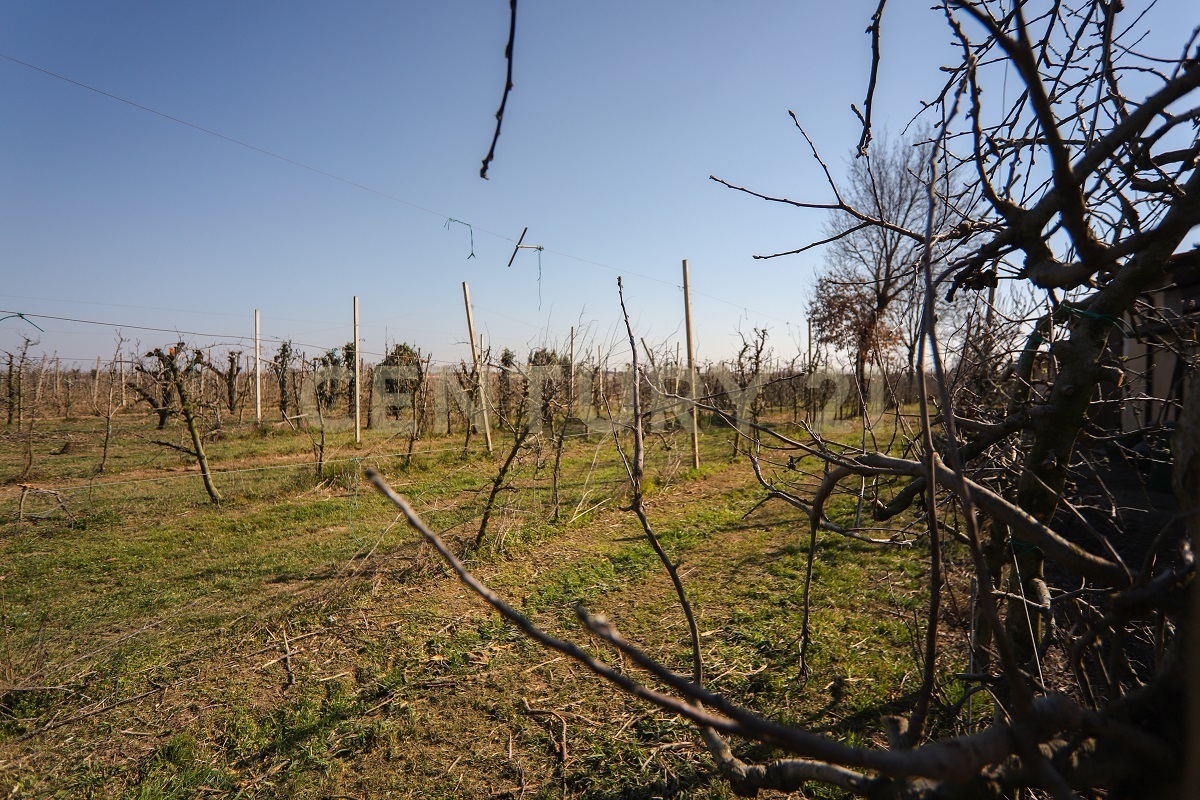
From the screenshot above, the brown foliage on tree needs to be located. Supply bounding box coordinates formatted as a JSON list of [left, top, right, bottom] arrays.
[[808, 265, 905, 397]]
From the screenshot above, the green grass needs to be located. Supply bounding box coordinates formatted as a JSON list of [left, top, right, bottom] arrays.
[[0, 406, 954, 799]]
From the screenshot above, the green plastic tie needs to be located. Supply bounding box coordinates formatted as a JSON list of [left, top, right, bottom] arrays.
[[1062, 305, 1135, 338], [445, 218, 476, 259], [0, 312, 45, 332]]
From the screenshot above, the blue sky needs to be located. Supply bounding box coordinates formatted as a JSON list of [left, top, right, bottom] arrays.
[[1, 2, 1191, 367]]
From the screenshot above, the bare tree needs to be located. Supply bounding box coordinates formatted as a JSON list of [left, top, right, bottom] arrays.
[[4, 351, 14, 425], [313, 348, 343, 414], [299, 355, 327, 479], [379, 342, 432, 468], [93, 337, 128, 475], [474, 349, 536, 551], [726, 326, 771, 455], [199, 350, 244, 421], [453, 343, 492, 456], [367, 2, 1200, 797], [813, 134, 941, 392], [340, 340, 358, 418], [269, 340, 300, 428], [17, 352, 46, 482], [130, 349, 177, 431], [713, 0, 1200, 793], [4, 336, 35, 429], [147, 344, 221, 503], [474, 421, 530, 551]]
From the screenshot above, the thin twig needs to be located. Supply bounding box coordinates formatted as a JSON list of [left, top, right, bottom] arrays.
[[854, 0, 888, 156], [480, 0, 519, 179]]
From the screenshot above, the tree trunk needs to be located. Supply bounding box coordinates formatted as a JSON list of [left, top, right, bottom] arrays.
[[163, 353, 220, 504]]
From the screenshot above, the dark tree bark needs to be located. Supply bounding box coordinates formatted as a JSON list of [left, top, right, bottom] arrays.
[[147, 345, 220, 504]]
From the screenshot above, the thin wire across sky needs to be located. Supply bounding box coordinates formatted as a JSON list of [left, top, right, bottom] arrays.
[[0, 51, 795, 334]]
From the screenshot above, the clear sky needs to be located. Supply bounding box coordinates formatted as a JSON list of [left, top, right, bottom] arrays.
[[0, 1, 1192, 368]]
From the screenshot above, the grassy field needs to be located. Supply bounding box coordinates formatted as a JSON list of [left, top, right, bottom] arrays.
[[0, 408, 959, 799]]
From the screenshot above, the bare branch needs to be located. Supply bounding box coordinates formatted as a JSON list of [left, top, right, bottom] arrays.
[[859, 452, 1132, 587], [854, 0, 889, 156], [479, 0, 518, 179], [752, 222, 872, 261]]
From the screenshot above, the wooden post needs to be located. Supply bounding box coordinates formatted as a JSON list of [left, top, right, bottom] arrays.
[[568, 326, 576, 409], [353, 297, 361, 444], [479, 331, 490, 422], [92, 356, 102, 407], [596, 345, 604, 414], [462, 282, 493, 453], [201, 350, 209, 401], [254, 309, 262, 425], [807, 317, 813, 369], [119, 356, 126, 407], [39, 353, 48, 400], [682, 259, 700, 469]]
